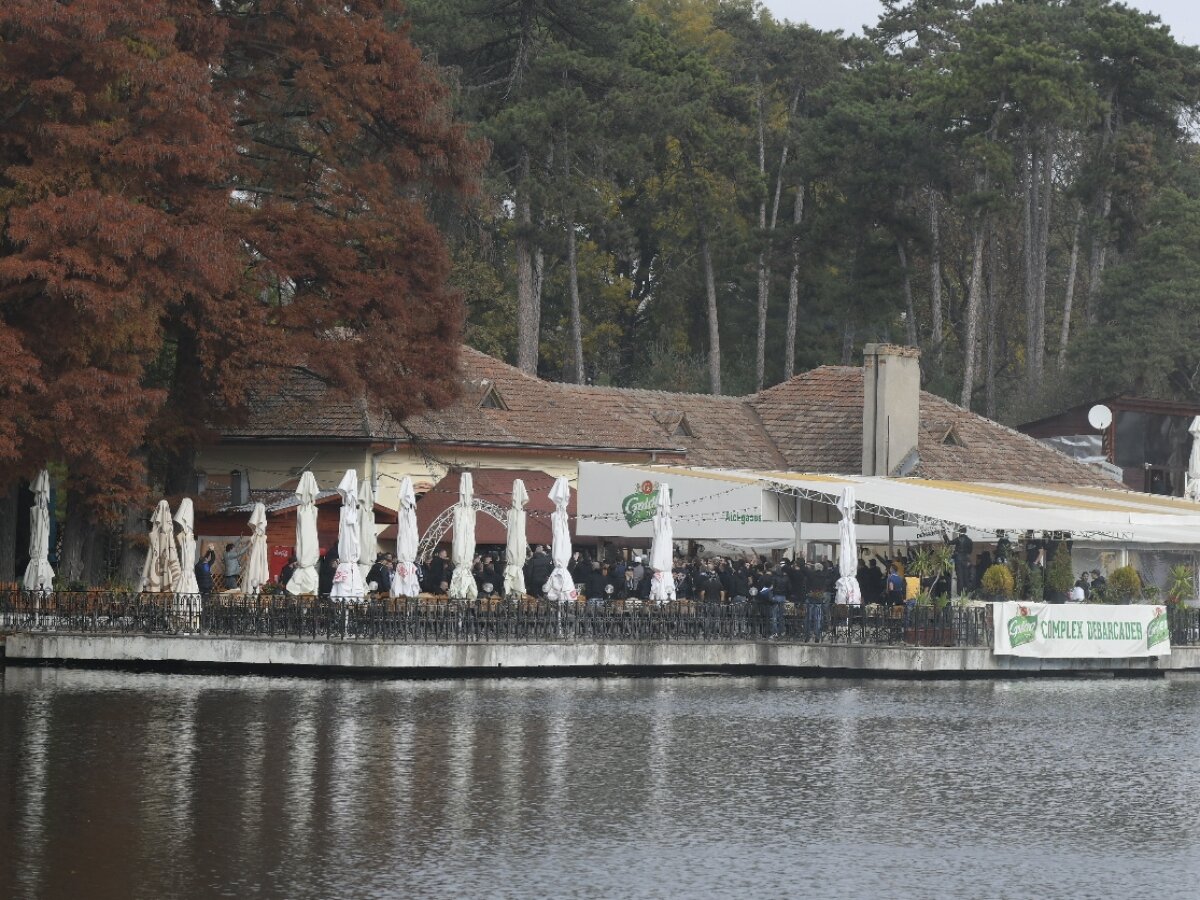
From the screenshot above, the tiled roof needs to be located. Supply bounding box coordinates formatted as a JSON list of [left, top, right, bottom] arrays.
[[749, 366, 1113, 487], [224, 348, 1110, 487]]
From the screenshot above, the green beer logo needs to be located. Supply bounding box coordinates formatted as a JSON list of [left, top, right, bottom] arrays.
[[1008, 605, 1038, 648], [621, 481, 658, 528], [1147, 608, 1169, 649]]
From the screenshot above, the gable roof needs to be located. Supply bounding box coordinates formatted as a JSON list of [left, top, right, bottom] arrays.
[[223, 348, 1110, 487], [749, 366, 1113, 487]]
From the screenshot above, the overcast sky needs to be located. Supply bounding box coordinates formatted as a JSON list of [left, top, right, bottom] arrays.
[[760, 0, 1200, 47]]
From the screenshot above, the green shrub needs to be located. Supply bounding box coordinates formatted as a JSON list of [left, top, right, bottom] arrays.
[[1008, 557, 1031, 600], [1108, 566, 1142, 602], [981, 564, 1015, 598], [1046, 544, 1074, 596]]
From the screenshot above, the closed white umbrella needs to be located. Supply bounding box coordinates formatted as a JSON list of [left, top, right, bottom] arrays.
[[286, 471, 320, 595], [648, 482, 676, 603], [22, 469, 55, 591], [173, 499, 200, 594], [504, 479, 528, 598], [835, 487, 862, 606], [358, 477, 377, 582], [173, 498, 201, 629], [544, 476, 576, 603], [448, 473, 477, 600], [1187, 416, 1200, 502], [391, 476, 421, 597], [243, 502, 270, 595], [138, 500, 180, 593], [330, 469, 365, 599]]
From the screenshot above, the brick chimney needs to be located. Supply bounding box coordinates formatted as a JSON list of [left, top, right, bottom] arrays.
[[861, 344, 921, 476]]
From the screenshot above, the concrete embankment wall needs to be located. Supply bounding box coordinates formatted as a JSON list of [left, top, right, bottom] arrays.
[[5, 633, 1200, 677]]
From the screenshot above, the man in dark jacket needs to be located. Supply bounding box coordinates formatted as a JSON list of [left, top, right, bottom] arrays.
[[318, 542, 339, 596], [365, 553, 392, 594], [525, 546, 554, 597], [426, 548, 449, 593], [583, 561, 608, 608]]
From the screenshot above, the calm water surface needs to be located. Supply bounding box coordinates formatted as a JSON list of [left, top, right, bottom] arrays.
[[2, 668, 1198, 899]]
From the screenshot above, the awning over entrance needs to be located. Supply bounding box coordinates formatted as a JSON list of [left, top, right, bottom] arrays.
[[577, 462, 1200, 544]]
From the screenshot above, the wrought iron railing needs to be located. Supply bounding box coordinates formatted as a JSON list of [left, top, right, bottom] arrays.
[[0, 590, 1013, 647]]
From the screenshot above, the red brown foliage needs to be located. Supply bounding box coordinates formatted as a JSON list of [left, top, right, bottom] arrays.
[[0, 0, 482, 519]]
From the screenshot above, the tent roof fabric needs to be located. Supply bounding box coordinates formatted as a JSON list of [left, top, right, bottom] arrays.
[[591, 463, 1200, 544], [223, 347, 1106, 487]]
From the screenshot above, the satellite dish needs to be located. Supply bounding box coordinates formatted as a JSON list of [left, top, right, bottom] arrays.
[[1088, 404, 1113, 430]]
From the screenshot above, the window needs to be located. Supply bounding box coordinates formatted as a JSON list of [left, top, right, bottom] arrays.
[[941, 426, 965, 448], [671, 416, 694, 438], [479, 385, 507, 410]]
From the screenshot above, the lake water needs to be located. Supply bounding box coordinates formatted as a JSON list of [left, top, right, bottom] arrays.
[[2, 668, 1199, 899]]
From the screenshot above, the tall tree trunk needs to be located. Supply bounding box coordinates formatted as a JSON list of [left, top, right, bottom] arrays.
[[784, 185, 804, 381], [1086, 190, 1111, 324], [929, 193, 943, 364], [700, 229, 721, 395], [1022, 135, 1040, 388], [1058, 203, 1083, 370], [961, 221, 986, 409], [897, 239, 918, 346], [841, 319, 854, 366], [59, 489, 87, 586], [985, 228, 1000, 419], [562, 134, 584, 384], [754, 77, 769, 392], [515, 150, 540, 375], [119, 501, 145, 589], [0, 483, 17, 584], [565, 226, 584, 384], [1033, 129, 1055, 379]]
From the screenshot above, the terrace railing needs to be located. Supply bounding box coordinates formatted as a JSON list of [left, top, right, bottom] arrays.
[[0, 590, 1012, 647]]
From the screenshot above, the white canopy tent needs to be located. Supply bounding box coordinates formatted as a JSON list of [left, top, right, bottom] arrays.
[[579, 462, 1200, 546], [286, 472, 320, 595], [648, 482, 676, 602], [504, 478, 529, 598], [392, 476, 421, 598], [358, 477, 377, 582], [544, 476, 577, 603], [243, 502, 270, 595], [448, 472, 478, 601], [23, 469, 55, 591], [330, 469, 365, 600]]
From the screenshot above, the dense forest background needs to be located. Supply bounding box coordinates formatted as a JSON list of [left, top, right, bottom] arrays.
[[404, 0, 1200, 423]]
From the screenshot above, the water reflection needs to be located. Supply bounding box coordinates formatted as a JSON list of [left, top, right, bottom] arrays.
[[3, 669, 1200, 899]]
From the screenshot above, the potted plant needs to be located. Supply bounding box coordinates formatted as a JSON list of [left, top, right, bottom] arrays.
[[1045, 544, 1074, 604], [1167, 565, 1195, 608], [1108, 565, 1142, 604], [981, 564, 1015, 601]]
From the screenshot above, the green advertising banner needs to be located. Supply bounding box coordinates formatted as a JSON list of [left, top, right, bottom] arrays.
[[993, 602, 1171, 658]]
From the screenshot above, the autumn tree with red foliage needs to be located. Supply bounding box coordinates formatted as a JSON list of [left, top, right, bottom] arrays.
[[0, 0, 480, 580]]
